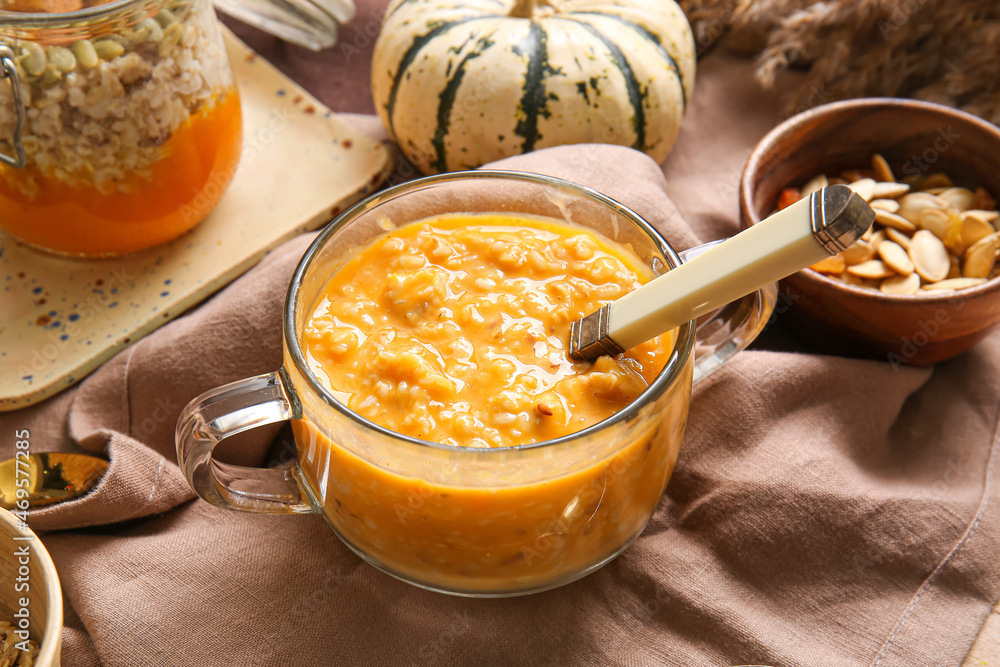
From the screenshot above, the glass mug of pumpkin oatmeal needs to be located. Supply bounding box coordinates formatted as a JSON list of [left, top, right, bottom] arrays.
[[176, 171, 776, 596], [0, 0, 242, 257]]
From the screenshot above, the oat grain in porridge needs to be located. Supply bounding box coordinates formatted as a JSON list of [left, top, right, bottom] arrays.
[[0, 0, 242, 256]]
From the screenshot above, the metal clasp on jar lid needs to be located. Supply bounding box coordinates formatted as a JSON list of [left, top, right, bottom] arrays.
[[0, 44, 27, 169]]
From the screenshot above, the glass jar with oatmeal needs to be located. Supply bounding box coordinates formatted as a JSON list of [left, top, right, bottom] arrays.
[[0, 0, 242, 257]]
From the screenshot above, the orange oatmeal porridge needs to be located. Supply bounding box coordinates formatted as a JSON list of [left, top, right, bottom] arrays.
[[301, 213, 672, 447]]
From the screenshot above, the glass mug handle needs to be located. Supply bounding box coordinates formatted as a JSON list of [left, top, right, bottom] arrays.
[[681, 239, 778, 384], [175, 257, 776, 513], [175, 369, 315, 514]]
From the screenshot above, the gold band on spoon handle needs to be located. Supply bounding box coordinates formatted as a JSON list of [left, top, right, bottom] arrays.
[[0, 453, 109, 510], [568, 185, 876, 362]]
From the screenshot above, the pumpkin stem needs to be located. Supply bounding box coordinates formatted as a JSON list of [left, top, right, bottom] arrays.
[[509, 0, 559, 19]]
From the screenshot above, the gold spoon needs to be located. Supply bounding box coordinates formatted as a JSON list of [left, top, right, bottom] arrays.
[[0, 452, 108, 510]]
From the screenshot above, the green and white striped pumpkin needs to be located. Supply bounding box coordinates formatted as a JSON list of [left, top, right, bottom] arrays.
[[372, 0, 696, 174]]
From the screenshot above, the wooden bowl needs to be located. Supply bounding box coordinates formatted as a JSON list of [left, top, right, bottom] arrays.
[[0, 509, 62, 666], [740, 98, 1000, 366]]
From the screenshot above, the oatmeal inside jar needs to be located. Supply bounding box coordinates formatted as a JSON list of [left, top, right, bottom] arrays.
[[0, 0, 241, 256], [302, 213, 673, 448]]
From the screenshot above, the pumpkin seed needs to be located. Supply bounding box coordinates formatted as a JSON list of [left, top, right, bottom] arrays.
[[48, 46, 76, 73], [872, 182, 910, 199], [810, 254, 846, 274], [39, 66, 62, 88], [963, 232, 999, 279], [961, 212, 994, 248], [790, 155, 998, 293], [842, 240, 875, 265], [155, 8, 178, 25], [843, 170, 874, 183], [841, 271, 867, 287], [922, 173, 954, 189], [802, 173, 828, 197], [921, 277, 987, 292], [910, 230, 951, 282], [870, 198, 900, 213], [72, 39, 98, 68], [20, 42, 46, 77], [897, 192, 947, 225], [847, 259, 895, 280], [93, 39, 124, 60], [966, 209, 1000, 223], [939, 187, 975, 211], [848, 178, 877, 202], [878, 240, 914, 275], [948, 255, 962, 279], [918, 207, 951, 241], [874, 209, 916, 233], [134, 17, 164, 42], [106, 34, 130, 48], [872, 154, 895, 183], [885, 227, 912, 249], [943, 210, 966, 254], [880, 273, 920, 295]]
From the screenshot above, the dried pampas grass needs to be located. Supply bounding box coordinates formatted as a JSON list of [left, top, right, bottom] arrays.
[[679, 0, 1000, 125]]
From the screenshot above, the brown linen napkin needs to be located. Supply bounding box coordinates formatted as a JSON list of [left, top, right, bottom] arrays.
[[2, 49, 999, 667]]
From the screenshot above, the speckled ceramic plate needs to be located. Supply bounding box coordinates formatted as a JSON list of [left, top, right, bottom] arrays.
[[0, 30, 392, 411]]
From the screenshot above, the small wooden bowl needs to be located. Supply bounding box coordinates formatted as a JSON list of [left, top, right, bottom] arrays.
[[740, 98, 1000, 366], [0, 509, 62, 666]]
